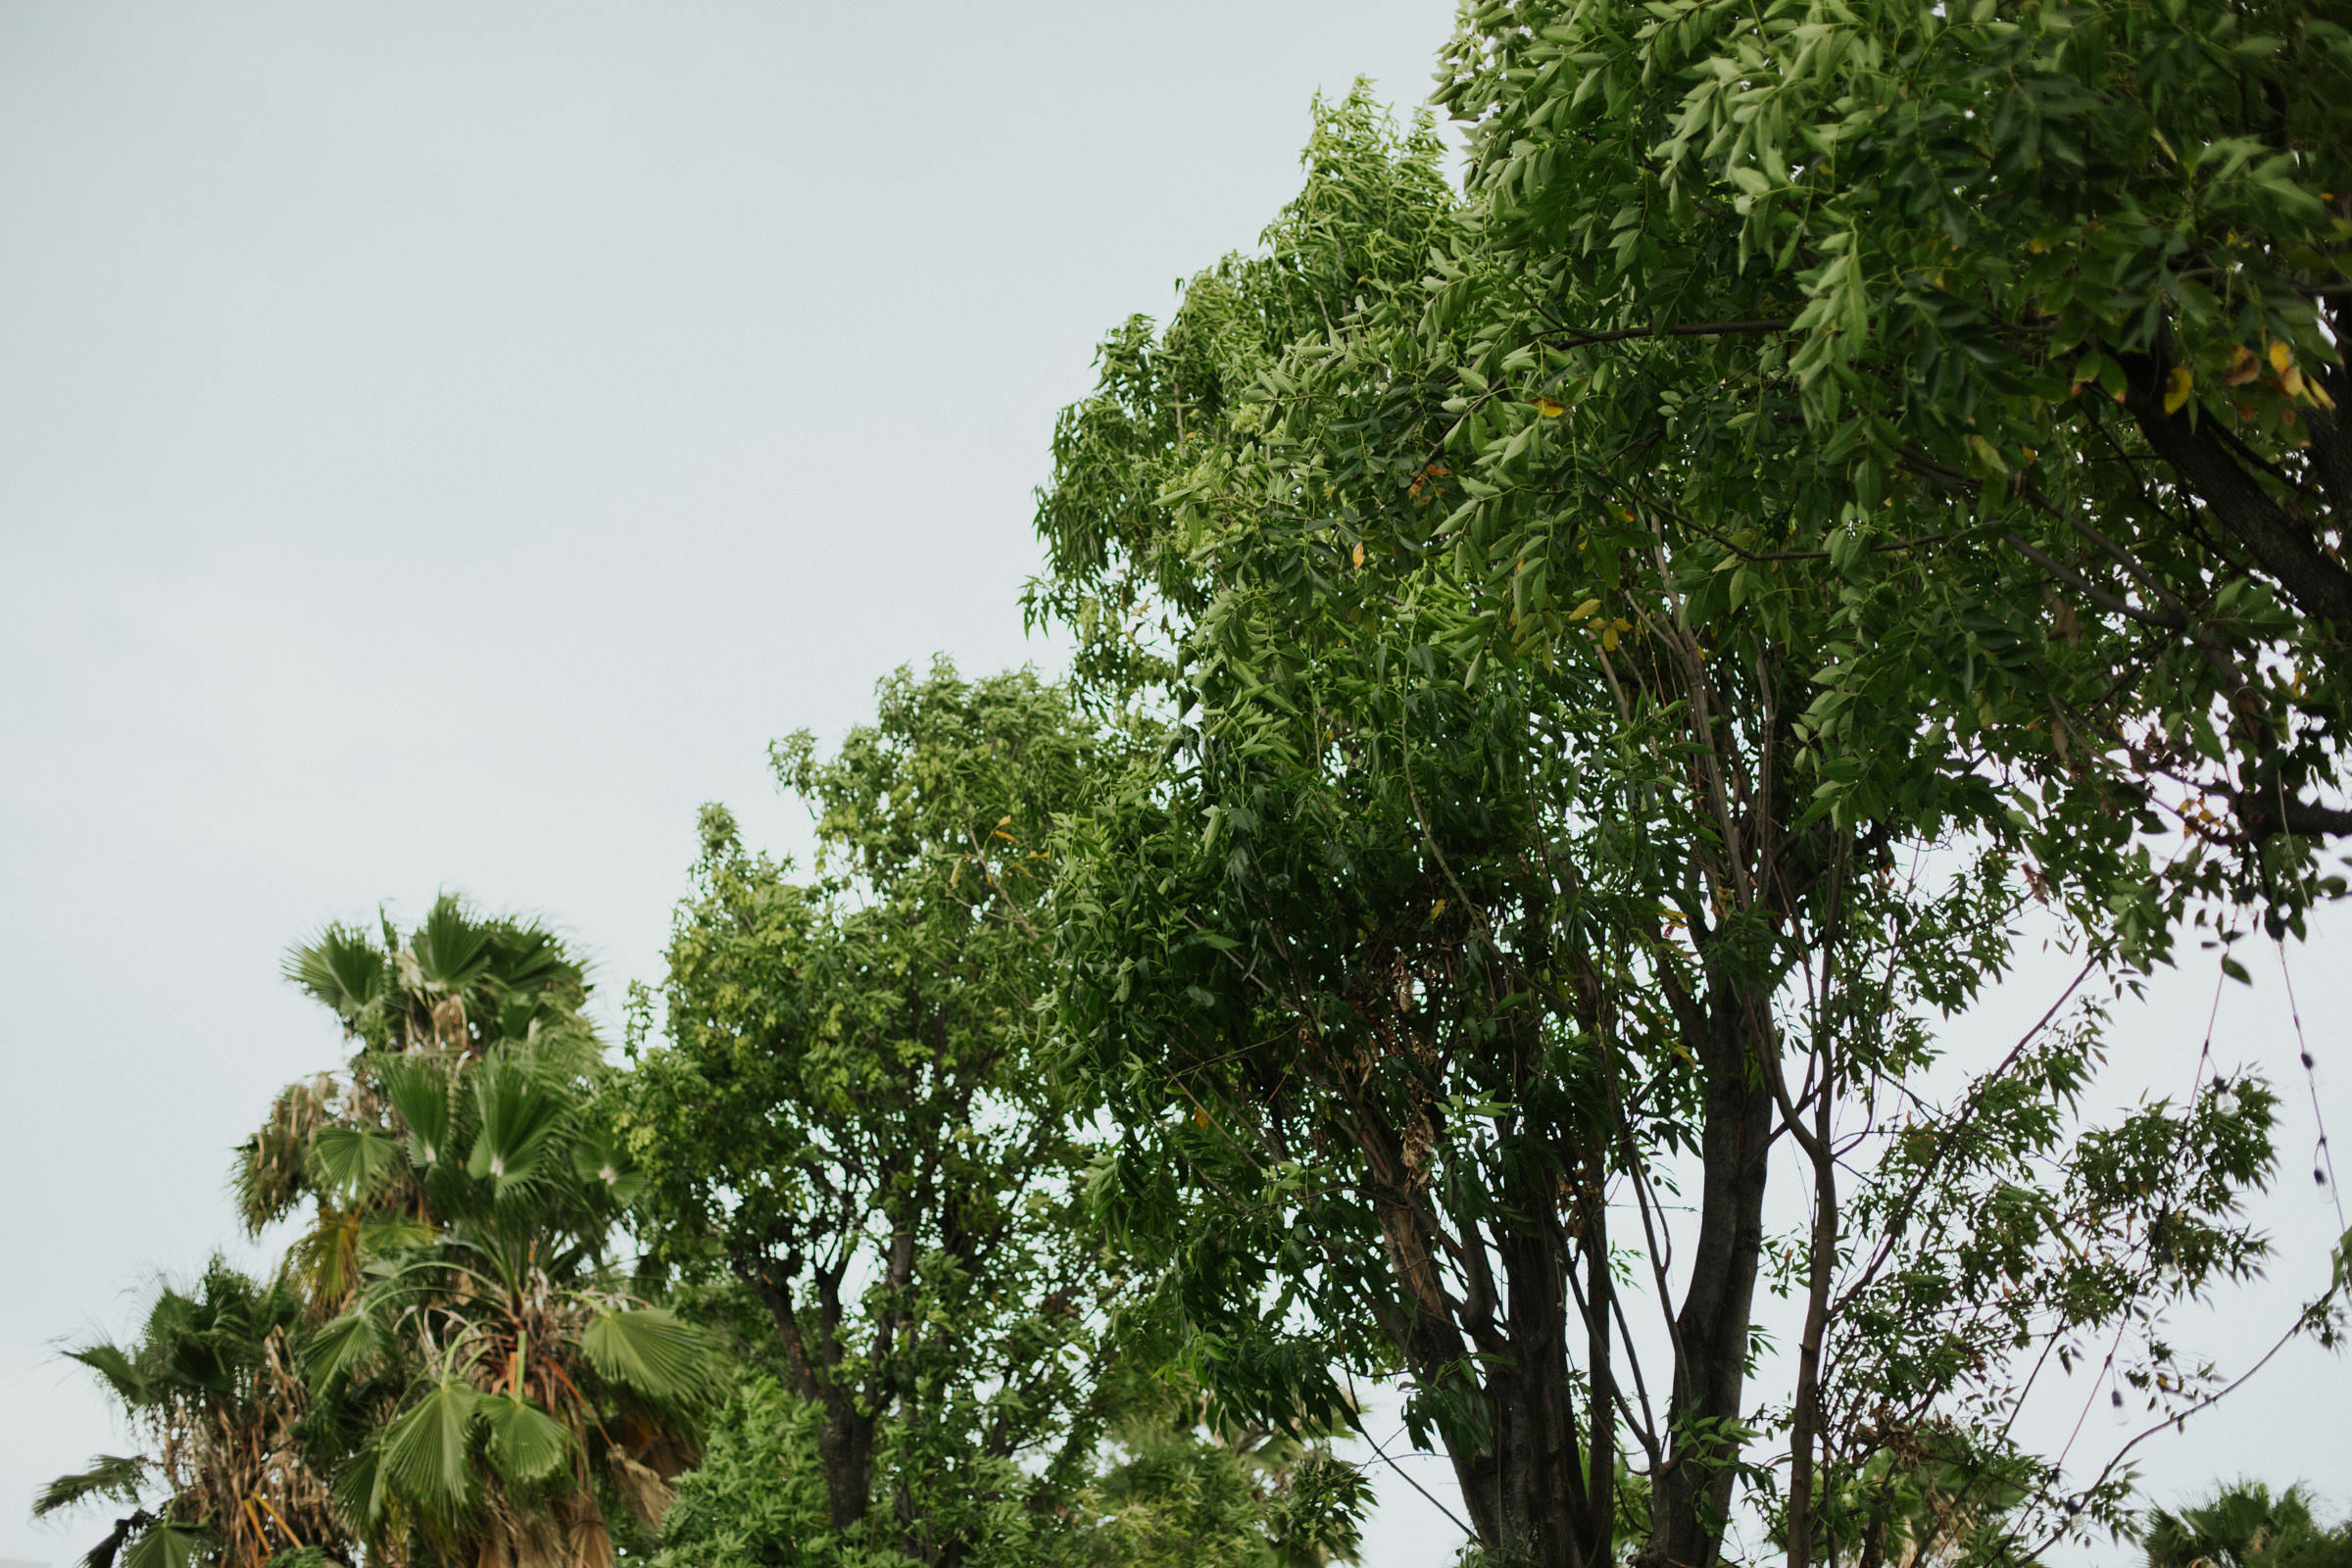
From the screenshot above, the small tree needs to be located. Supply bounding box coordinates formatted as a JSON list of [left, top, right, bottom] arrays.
[[624, 663, 1176, 1568]]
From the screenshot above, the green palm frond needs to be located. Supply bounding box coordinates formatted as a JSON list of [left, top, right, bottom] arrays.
[[308, 1125, 404, 1201], [33, 1454, 147, 1518], [466, 1057, 570, 1197], [379, 1380, 482, 1526], [578, 1308, 722, 1406], [477, 1395, 574, 1487], [411, 896, 494, 996], [568, 1133, 646, 1202], [116, 1520, 207, 1568], [66, 1342, 146, 1405], [480, 918, 585, 1009], [283, 924, 387, 1029], [358, 1210, 438, 1256], [300, 1306, 382, 1384], [331, 1443, 386, 1532], [376, 1052, 456, 1167]]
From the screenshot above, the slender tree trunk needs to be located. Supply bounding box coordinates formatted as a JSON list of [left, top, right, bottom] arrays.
[[1650, 1000, 1774, 1568], [1786, 1052, 1839, 1568], [1582, 1174, 1618, 1568], [1398, 1177, 1600, 1568]]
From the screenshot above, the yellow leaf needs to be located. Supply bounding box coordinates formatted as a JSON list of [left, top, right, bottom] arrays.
[[1569, 598, 1601, 621], [2270, 340, 2293, 374], [998, 815, 1012, 827], [1601, 625, 1620, 652], [2163, 365, 2194, 416], [1192, 1105, 1212, 1129], [1535, 396, 1566, 417], [2283, 366, 2306, 399], [1429, 899, 1447, 920], [1351, 541, 1365, 567], [2028, 235, 2046, 254]]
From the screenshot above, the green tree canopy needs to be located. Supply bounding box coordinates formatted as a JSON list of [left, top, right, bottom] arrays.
[[1032, 72, 2324, 1568], [624, 662, 1181, 1568]]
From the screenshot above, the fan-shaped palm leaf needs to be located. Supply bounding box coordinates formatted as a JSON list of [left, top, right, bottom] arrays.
[[380, 1380, 482, 1526], [115, 1521, 206, 1568], [308, 1126, 402, 1202], [377, 1053, 455, 1167], [478, 1395, 573, 1488], [578, 1309, 722, 1406], [568, 1133, 647, 1203], [66, 1343, 146, 1405], [33, 1455, 147, 1518], [330, 1444, 384, 1534], [411, 897, 494, 997], [283, 925, 386, 1029], [466, 1060, 568, 1196], [301, 1306, 383, 1385]]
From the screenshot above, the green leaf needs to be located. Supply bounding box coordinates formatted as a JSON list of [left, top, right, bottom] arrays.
[[379, 1380, 481, 1522], [65, 1342, 144, 1404], [301, 1307, 382, 1383], [378, 1053, 454, 1167], [579, 1308, 722, 1404], [120, 1521, 209, 1568], [31, 1454, 145, 1518], [466, 1057, 570, 1196], [309, 1125, 403, 1200], [332, 1443, 387, 1530], [477, 1394, 573, 1486]]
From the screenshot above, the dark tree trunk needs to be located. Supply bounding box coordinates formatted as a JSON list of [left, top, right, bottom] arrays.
[[1494, 1224, 1592, 1568], [1396, 1152, 1606, 1568], [1650, 999, 1775, 1568]]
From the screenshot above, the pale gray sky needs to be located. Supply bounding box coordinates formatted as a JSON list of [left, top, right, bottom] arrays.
[[1, 6, 2343, 1566]]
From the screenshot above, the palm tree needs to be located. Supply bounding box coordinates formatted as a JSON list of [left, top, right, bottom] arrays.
[[236, 895, 598, 1283], [36, 1261, 343, 1568], [2146, 1482, 2352, 1568], [221, 895, 715, 1566], [298, 1049, 720, 1567]]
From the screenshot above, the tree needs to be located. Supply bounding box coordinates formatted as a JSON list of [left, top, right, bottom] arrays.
[[233, 896, 714, 1568], [1033, 82, 2314, 1568], [2146, 1481, 2352, 1568], [623, 662, 1166, 1568], [37, 1261, 339, 1568], [1428, 0, 2352, 912], [297, 1044, 721, 1568], [1411, 1, 2352, 1557], [238, 897, 603, 1315]]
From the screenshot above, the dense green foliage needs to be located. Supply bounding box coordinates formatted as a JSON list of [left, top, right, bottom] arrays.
[[1029, 21, 2351, 1565], [650, 1376, 1368, 1568], [620, 665, 1151, 1566]]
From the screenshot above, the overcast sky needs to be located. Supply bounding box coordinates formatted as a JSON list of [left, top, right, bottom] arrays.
[[2, 7, 2344, 1567]]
